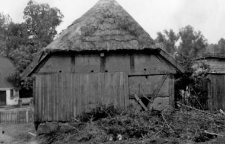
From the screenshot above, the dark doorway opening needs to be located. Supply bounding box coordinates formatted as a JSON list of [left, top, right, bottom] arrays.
[[0, 91, 6, 106]]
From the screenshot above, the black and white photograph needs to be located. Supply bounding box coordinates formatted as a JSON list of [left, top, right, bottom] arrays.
[[0, 0, 225, 143]]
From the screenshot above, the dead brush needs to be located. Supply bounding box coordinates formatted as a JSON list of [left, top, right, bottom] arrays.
[[43, 103, 225, 143]]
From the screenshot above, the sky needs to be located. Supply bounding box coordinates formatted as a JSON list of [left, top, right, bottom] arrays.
[[0, 0, 225, 44]]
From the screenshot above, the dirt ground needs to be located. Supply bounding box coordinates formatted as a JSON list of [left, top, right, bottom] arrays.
[[0, 123, 37, 144]]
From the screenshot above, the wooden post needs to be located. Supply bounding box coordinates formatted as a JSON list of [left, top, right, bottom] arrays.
[[207, 75, 213, 111], [134, 94, 148, 111], [169, 75, 175, 108], [18, 99, 22, 107], [26, 109, 29, 123]]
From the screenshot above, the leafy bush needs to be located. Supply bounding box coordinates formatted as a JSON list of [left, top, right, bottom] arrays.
[[76, 103, 123, 122]]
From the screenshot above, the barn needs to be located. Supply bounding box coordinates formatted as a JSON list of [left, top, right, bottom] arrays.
[[195, 54, 225, 110], [0, 55, 19, 106], [23, 0, 183, 124]]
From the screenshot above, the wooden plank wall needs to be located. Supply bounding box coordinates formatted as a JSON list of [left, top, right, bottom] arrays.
[[208, 74, 225, 110], [0, 108, 34, 124], [35, 72, 129, 122]]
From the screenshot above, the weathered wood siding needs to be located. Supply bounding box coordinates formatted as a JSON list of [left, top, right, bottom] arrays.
[[208, 74, 225, 110], [33, 51, 178, 122], [34, 72, 129, 122], [129, 75, 170, 97], [37, 52, 176, 75]]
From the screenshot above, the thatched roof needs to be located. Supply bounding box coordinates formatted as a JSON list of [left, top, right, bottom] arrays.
[[44, 0, 155, 52], [0, 55, 16, 88]]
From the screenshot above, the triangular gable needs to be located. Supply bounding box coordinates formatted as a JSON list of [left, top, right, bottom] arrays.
[[21, 48, 183, 79], [44, 0, 155, 52]]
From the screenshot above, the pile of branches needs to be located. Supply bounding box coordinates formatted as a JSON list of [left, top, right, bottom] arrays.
[[42, 104, 225, 144]]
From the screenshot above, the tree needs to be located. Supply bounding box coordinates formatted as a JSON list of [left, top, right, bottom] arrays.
[[218, 38, 225, 54], [0, 12, 12, 54], [23, 0, 64, 48], [4, 23, 29, 57], [155, 29, 179, 55], [178, 25, 208, 59]]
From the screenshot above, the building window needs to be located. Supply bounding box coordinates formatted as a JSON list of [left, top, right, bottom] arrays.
[[10, 89, 14, 99]]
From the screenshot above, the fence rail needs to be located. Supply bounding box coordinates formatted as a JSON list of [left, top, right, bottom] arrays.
[[0, 107, 34, 124]]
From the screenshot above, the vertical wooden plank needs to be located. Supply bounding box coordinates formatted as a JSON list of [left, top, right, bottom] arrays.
[[169, 75, 175, 107], [78, 74, 82, 115], [38, 75, 42, 122], [71, 74, 75, 118], [216, 75, 220, 109], [207, 75, 212, 111], [46, 75, 49, 121], [65, 73, 69, 121], [42, 75, 46, 121], [66, 73, 71, 121], [44, 75, 48, 121], [49, 74, 52, 121], [97, 73, 101, 105], [61, 73, 65, 121], [213, 75, 217, 110], [222, 75, 225, 110], [70, 73, 73, 120], [85, 74, 89, 113], [41, 75, 44, 121], [111, 73, 115, 105], [217, 75, 220, 110], [89, 73, 99, 110], [219, 75, 222, 109], [113, 73, 118, 106], [49, 74, 53, 121], [59, 73, 63, 121], [80, 74, 85, 113], [210, 75, 214, 110], [104, 73, 110, 105], [62, 73, 67, 121], [119, 72, 123, 107], [34, 75, 38, 122], [69, 73, 73, 121], [34, 76, 37, 122], [211, 76, 214, 110], [99, 73, 104, 105], [100, 54, 106, 72], [114, 72, 118, 106], [57, 73, 60, 121], [54, 74, 57, 121], [56, 73, 60, 121], [124, 73, 129, 107], [68, 73, 71, 120], [74, 74, 79, 117]]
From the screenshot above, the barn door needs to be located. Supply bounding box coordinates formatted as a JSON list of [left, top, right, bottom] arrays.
[[128, 75, 172, 111], [0, 91, 6, 106]]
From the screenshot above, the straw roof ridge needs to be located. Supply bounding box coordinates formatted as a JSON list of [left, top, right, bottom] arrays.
[[45, 0, 156, 51]]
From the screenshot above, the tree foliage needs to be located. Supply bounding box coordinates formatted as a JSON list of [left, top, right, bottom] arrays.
[[178, 25, 208, 60], [23, 0, 64, 48], [0, 13, 12, 54], [155, 29, 179, 55], [204, 38, 225, 57]]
